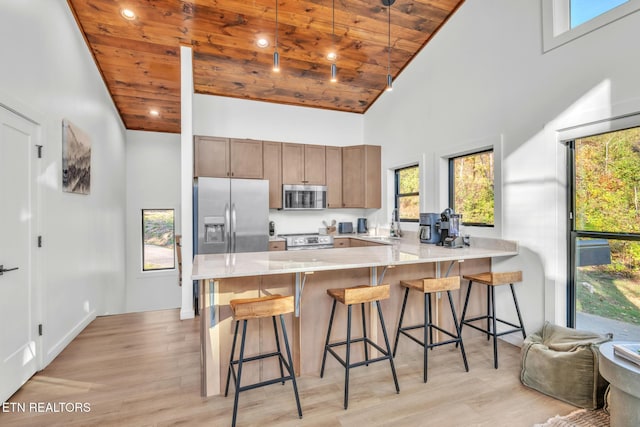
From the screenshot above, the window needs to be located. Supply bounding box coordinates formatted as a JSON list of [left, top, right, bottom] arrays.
[[568, 125, 640, 339], [448, 150, 494, 227], [394, 165, 419, 222], [570, 0, 628, 28], [142, 209, 176, 271], [543, 0, 640, 51]]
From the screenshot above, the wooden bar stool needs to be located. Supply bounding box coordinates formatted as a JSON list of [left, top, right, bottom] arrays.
[[224, 295, 302, 427], [459, 271, 526, 369], [320, 284, 399, 409], [393, 276, 468, 383]]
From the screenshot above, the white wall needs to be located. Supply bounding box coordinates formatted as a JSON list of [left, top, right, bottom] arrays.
[[193, 95, 363, 146], [125, 130, 181, 312], [193, 94, 372, 235], [0, 0, 126, 365], [365, 0, 640, 337]]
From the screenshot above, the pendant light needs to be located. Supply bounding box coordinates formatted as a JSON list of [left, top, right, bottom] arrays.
[[273, 0, 280, 72], [329, 0, 337, 82], [382, 0, 395, 91]]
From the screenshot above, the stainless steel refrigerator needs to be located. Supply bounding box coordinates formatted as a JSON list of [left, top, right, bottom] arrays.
[[194, 177, 269, 254]]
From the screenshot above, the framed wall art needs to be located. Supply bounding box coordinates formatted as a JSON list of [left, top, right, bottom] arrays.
[[62, 119, 91, 194]]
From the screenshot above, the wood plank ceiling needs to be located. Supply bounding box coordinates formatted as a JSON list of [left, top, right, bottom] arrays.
[[68, 0, 464, 133]]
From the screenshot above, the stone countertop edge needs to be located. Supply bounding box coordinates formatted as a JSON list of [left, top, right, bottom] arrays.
[[192, 235, 519, 280]]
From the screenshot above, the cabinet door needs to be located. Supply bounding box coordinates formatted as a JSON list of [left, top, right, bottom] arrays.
[[364, 145, 381, 208], [342, 145, 381, 208], [333, 237, 350, 248], [263, 141, 282, 208], [230, 139, 263, 179], [268, 241, 286, 251], [194, 136, 229, 177], [342, 145, 365, 207], [282, 143, 305, 184], [325, 146, 342, 208], [348, 238, 368, 247], [304, 144, 326, 185]]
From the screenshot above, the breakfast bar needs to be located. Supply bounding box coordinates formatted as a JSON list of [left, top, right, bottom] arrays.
[[193, 236, 519, 397]]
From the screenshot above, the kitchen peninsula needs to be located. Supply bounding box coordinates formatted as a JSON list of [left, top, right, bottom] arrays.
[[193, 236, 518, 397]]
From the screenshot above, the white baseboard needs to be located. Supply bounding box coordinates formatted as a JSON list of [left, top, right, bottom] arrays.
[[180, 308, 195, 320], [43, 310, 96, 368]]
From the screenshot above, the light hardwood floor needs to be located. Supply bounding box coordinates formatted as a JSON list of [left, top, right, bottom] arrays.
[[0, 309, 574, 426]]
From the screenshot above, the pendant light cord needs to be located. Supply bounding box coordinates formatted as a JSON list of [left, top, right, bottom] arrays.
[[387, 5, 391, 75], [275, 0, 278, 52]]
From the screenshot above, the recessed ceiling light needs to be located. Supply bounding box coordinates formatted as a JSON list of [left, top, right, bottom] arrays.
[[121, 8, 136, 20], [256, 38, 269, 48], [327, 52, 337, 61], [149, 110, 160, 117]]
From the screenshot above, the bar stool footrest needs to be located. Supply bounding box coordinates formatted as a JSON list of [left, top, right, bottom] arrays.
[[463, 316, 524, 334], [229, 352, 294, 392], [398, 326, 461, 349], [326, 337, 391, 369]]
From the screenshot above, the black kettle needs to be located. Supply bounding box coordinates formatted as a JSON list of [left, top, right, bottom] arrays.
[[357, 218, 368, 234]]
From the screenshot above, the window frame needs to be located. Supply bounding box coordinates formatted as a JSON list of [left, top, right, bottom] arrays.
[[142, 208, 176, 272], [542, 0, 640, 52], [448, 149, 495, 228], [394, 164, 420, 223]]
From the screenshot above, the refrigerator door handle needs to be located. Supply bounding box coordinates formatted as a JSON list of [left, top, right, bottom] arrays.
[[224, 203, 231, 253], [231, 203, 237, 253]]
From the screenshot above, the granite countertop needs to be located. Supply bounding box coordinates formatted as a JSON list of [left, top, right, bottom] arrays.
[[192, 235, 518, 280]]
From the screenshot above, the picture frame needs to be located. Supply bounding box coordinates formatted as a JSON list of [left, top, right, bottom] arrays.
[[62, 119, 91, 194]]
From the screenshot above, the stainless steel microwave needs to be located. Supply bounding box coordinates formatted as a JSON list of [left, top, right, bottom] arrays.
[[282, 184, 327, 210]]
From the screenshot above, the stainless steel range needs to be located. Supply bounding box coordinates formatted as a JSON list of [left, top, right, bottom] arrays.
[[280, 233, 334, 250]]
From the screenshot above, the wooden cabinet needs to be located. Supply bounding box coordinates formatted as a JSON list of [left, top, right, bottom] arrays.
[[348, 238, 386, 247], [194, 137, 381, 210], [348, 238, 368, 247], [194, 136, 229, 178], [268, 241, 286, 251], [194, 137, 263, 179], [230, 139, 263, 178], [282, 143, 326, 185], [342, 145, 381, 209], [263, 141, 282, 208], [333, 237, 350, 248], [304, 144, 326, 184], [325, 146, 342, 208]]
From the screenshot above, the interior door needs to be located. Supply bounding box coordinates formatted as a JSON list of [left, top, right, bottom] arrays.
[[0, 106, 39, 402]]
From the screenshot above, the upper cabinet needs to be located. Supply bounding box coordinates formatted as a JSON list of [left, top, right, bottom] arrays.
[[342, 145, 381, 209], [263, 141, 282, 209], [282, 143, 326, 185], [230, 139, 263, 178], [194, 136, 381, 210], [325, 146, 342, 208], [194, 136, 263, 179], [194, 136, 229, 178]]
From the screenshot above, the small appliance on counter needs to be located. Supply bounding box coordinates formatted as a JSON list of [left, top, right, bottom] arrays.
[[419, 213, 440, 244], [269, 221, 276, 237], [338, 222, 353, 234], [436, 208, 464, 248], [357, 218, 368, 234]]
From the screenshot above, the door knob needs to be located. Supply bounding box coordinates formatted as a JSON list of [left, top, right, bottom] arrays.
[[0, 265, 19, 276]]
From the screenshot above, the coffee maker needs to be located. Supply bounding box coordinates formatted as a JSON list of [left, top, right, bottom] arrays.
[[437, 208, 464, 248], [419, 213, 440, 244]]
